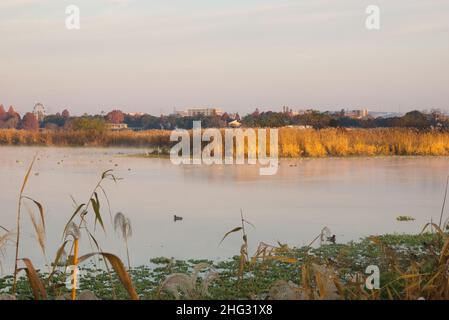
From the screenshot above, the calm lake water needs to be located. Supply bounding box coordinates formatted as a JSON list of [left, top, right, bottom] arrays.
[[0, 146, 448, 270]]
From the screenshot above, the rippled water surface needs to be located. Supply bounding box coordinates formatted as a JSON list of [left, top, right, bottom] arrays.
[[0, 146, 448, 269]]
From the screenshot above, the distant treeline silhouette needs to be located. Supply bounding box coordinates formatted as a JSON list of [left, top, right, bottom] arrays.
[[2, 104, 448, 131]]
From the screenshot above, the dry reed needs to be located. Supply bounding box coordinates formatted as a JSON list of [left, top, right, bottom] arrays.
[[2, 128, 449, 157]]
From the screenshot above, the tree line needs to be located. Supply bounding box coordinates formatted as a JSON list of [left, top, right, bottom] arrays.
[[1, 104, 448, 132]]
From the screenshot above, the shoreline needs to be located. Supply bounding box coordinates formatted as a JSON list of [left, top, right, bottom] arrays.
[[3, 144, 449, 160]]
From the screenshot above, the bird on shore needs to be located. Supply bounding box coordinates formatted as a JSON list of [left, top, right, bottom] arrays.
[[174, 215, 183, 222], [327, 235, 336, 244]]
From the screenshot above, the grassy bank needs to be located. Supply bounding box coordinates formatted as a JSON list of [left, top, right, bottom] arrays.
[[2, 128, 449, 157], [0, 128, 171, 148]]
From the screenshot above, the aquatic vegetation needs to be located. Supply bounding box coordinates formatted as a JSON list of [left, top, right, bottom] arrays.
[[158, 263, 218, 299], [0, 228, 13, 273], [0, 232, 448, 300], [396, 216, 415, 222], [220, 211, 254, 281]]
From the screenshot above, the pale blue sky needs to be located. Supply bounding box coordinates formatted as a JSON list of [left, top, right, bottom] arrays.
[[0, 0, 448, 115]]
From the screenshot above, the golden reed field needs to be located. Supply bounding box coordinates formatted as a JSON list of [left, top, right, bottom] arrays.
[[1, 128, 449, 157]]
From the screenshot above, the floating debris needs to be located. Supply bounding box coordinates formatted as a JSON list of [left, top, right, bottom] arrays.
[[396, 216, 415, 222]]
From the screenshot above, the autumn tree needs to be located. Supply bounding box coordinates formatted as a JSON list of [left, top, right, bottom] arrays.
[[7, 106, 20, 119], [0, 106, 21, 128], [65, 117, 106, 135], [21, 113, 39, 131], [106, 110, 125, 124], [0, 117, 19, 129], [0, 104, 6, 121], [62, 109, 70, 118], [43, 114, 66, 127], [221, 112, 230, 121], [397, 110, 430, 129]]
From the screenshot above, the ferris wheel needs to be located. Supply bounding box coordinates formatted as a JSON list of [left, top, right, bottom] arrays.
[[33, 103, 46, 122]]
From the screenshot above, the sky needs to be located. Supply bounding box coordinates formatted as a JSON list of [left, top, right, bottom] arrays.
[[0, 0, 448, 116]]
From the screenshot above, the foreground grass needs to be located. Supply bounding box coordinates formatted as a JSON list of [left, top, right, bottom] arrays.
[[2, 128, 449, 157], [0, 233, 441, 300]]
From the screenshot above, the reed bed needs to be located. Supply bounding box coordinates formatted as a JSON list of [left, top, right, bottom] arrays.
[[278, 128, 449, 157], [0, 129, 172, 148], [2, 128, 449, 157]]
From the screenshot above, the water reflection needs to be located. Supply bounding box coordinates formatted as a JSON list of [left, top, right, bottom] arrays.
[[0, 146, 448, 271]]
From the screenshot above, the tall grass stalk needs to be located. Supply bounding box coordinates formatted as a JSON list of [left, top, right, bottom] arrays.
[[114, 212, 132, 269], [12, 155, 36, 295], [71, 238, 79, 300], [438, 176, 449, 228], [5, 165, 139, 300]]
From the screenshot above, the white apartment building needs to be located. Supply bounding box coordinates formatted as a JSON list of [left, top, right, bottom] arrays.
[[175, 107, 223, 117]]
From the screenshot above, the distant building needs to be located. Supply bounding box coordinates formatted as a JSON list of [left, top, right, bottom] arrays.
[[228, 120, 242, 128], [174, 110, 188, 117], [174, 107, 223, 117], [282, 106, 300, 116], [282, 106, 292, 113], [228, 113, 240, 120], [106, 123, 128, 131], [297, 109, 314, 115], [127, 112, 144, 117], [343, 109, 369, 119]]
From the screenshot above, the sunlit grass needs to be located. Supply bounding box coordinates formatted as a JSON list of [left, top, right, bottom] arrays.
[[2, 127, 449, 157]]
